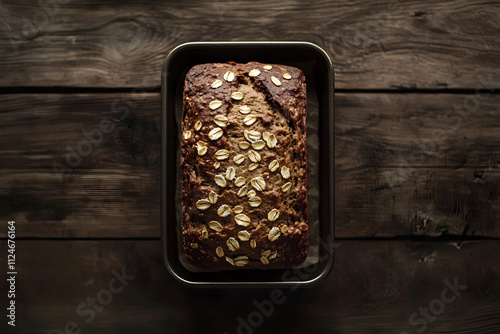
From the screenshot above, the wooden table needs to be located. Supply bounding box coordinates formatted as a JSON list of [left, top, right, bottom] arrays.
[[1, 1, 499, 333]]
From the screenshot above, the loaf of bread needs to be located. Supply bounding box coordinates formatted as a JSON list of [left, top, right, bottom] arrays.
[[180, 61, 308, 270]]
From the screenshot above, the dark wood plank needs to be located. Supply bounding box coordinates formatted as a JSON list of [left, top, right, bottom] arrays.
[[0, 240, 499, 333], [0, 93, 161, 238], [0, 93, 499, 238], [336, 167, 500, 237], [335, 93, 500, 237], [336, 93, 500, 170], [0, 0, 499, 89]]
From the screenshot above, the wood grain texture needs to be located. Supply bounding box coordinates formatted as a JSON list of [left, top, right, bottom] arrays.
[[0, 93, 499, 238], [335, 93, 500, 237], [0, 1, 498, 331], [0, 240, 499, 333], [336, 167, 500, 237], [0, 93, 161, 238], [0, 0, 499, 89], [335, 93, 500, 169]]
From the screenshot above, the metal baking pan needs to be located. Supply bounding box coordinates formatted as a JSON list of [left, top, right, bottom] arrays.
[[161, 41, 334, 287]]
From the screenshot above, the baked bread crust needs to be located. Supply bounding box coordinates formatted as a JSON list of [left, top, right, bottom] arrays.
[[181, 61, 308, 270]]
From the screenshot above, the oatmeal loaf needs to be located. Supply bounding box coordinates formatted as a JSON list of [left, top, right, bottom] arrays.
[[181, 61, 308, 270]]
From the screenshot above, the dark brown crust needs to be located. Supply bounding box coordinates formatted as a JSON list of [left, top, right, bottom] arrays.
[[181, 62, 307, 270]]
